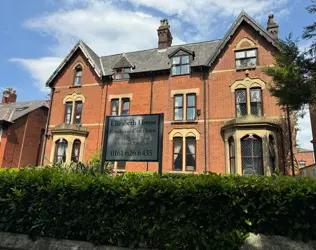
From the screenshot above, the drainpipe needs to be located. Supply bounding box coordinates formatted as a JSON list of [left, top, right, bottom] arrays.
[[41, 88, 55, 166], [100, 78, 109, 173], [202, 66, 208, 174], [147, 72, 154, 171]]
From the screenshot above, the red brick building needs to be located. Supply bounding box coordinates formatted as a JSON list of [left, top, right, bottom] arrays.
[[43, 12, 294, 175], [295, 148, 314, 168], [0, 87, 48, 168]]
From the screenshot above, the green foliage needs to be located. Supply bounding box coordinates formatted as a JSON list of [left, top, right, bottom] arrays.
[[303, 0, 316, 56], [1, 169, 316, 249], [262, 36, 313, 111]]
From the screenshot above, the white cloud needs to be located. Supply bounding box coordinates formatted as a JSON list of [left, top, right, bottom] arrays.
[[10, 0, 290, 93], [9, 57, 62, 93]]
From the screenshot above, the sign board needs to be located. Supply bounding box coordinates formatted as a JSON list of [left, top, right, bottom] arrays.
[[102, 114, 164, 163]]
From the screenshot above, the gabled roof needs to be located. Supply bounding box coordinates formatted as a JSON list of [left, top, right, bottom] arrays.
[[101, 40, 221, 76], [0, 100, 49, 123], [45, 11, 279, 84], [168, 46, 195, 58], [46, 40, 102, 87], [298, 147, 314, 153], [113, 54, 133, 69], [205, 11, 279, 67]]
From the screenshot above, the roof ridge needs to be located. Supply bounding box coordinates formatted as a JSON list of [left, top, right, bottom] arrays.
[[100, 39, 222, 59]]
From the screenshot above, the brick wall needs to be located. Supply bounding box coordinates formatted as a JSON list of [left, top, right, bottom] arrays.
[[45, 22, 289, 174], [0, 108, 48, 168]]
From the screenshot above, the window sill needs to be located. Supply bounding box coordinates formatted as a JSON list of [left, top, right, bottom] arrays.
[[236, 66, 257, 71], [171, 120, 198, 124], [169, 170, 197, 174], [69, 85, 82, 89], [113, 79, 130, 82], [171, 73, 191, 77]]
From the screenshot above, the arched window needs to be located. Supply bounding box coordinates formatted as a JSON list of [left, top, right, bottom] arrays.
[[54, 139, 68, 163], [71, 139, 81, 163], [241, 134, 263, 175], [228, 137, 235, 174], [74, 65, 82, 86], [250, 88, 262, 116], [268, 135, 276, 173]]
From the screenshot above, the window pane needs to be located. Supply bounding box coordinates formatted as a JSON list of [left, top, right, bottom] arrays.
[[124, 67, 130, 72], [250, 89, 262, 116], [187, 108, 196, 120], [172, 57, 180, 65], [65, 102, 73, 124], [241, 135, 263, 175], [174, 108, 183, 120], [187, 95, 195, 107], [181, 65, 190, 74], [122, 99, 130, 115], [115, 73, 122, 80], [250, 89, 262, 102], [235, 51, 246, 59], [171, 66, 177, 75], [55, 140, 68, 163], [186, 137, 196, 171], [237, 103, 247, 117], [111, 99, 119, 116], [175, 66, 181, 75], [174, 138, 182, 153], [74, 101, 82, 124], [236, 90, 246, 103], [173, 138, 183, 170], [246, 49, 256, 57], [71, 140, 81, 163], [247, 58, 256, 67], [174, 95, 183, 107], [182, 55, 189, 64], [124, 73, 130, 79]]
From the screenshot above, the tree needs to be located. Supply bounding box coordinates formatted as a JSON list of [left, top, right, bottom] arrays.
[[262, 36, 312, 176], [303, 0, 316, 57]]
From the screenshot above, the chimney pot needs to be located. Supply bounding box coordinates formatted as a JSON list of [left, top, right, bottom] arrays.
[[2, 87, 17, 104], [157, 19, 173, 50], [267, 13, 279, 39]]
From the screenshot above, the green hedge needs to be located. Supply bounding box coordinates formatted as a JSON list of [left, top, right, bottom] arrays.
[[0, 168, 315, 249]]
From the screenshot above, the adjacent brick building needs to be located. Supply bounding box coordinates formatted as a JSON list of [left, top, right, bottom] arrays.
[[43, 12, 296, 175], [0, 88, 48, 168]]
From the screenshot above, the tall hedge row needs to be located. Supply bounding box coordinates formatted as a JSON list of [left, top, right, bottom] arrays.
[[0, 168, 316, 249]]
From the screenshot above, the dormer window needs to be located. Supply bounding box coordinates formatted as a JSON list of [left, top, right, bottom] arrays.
[[171, 55, 190, 76], [74, 65, 82, 86], [114, 67, 130, 80]]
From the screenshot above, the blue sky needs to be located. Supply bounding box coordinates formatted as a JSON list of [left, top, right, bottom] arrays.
[[0, 0, 314, 149]]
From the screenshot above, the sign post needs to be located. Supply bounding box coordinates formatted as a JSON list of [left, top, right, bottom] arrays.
[[101, 114, 164, 176]]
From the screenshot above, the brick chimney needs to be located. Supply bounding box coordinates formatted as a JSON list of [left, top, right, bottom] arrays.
[[267, 14, 279, 39], [157, 19, 173, 50], [2, 87, 17, 104]]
